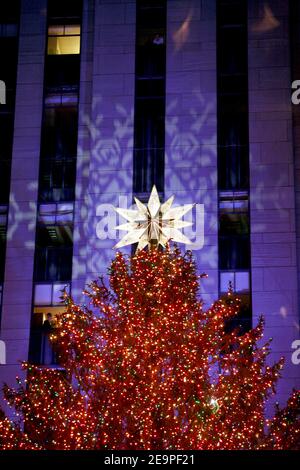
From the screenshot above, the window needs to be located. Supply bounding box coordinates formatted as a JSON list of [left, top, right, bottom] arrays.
[[45, 56, 80, 91], [47, 24, 80, 55], [0, 2, 20, 24], [34, 204, 73, 282], [218, 103, 249, 190], [134, 98, 165, 194], [39, 94, 79, 202], [0, 40, 19, 201], [29, 283, 70, 365], [220, 271, 251, 333], [39, 158, 76, 202], [0, 283, 3, 326], [217, 1, 249, 192], [220, 271, 250, 294], [219, 192, 249, 235], [0, 113, 14, 158], [0, 156, 12, 204], [218, 26, 247, 76], [133, 0, 166, 196], [34, 282, 70, 306], [0, 3, 20, 207], [44, 93, 78, 107], [39, 102, 78, 202], [34, 245, 73, 282], [0, 205, 7, 226], [219, 193, 250, 270], [0, 206, 8, 282], [0, 206, 7, 326], [41, 104, 78, 159], [38, 203, 74, 225], [0, 37, 18, 95], [0, 24, 18, 37], [219, 235, 250, 270], [29, 0, 82, 366], [217, 0, 251, 329], [47, 0, 82, 20]]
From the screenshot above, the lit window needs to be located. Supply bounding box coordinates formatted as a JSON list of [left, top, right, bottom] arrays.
[[47, 24, 81, 55], [34, 284, 52, 305], [31, 282, 70, 366], [34, 283, 70, 306], [220, 271, 250, 293], [219, 191, 248, 212], [235, 272, 250, 292], [38, 203, 74, 225], [44, 93, 78, 107]]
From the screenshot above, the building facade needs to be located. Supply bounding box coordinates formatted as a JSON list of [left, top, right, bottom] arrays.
[[0, 0, 300, 408]]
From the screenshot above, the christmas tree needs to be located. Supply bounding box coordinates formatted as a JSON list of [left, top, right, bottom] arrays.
[[0, 245, 299, 450]]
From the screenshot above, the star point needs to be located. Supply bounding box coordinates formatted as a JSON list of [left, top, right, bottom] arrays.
[[114, 186, 194, 252]]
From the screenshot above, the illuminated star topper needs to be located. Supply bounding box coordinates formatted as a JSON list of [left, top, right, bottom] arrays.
[[114, 185, 194, 252]]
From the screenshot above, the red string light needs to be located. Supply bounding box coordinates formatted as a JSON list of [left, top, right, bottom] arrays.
[[0, 246, 299, 449]]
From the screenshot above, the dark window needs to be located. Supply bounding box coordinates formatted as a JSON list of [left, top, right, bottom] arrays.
[[39, 157, 76, 202], [48, 0, 82, 21], [0, 2, 20, 206], [34, 223, 73, 282], [219, 235, 250, 270], [39, 103, 78, 202], [134, 98, 165, 194], [0, 113, 14, 203], [41, 105, 78, 159], [0, 2, 20, 24], [0, 38, 18, 101], [34, 246, 73, 282], [217, 0, 251, 329], [133, 0, 166, 195], [0, 205, 8, 326], [0, 35, 19, 204], [225, 293, 252, 334], [217, 0, 247, 26], [45, 56, 80, 91], [0, 206, 8, 282], [217, 1, 249, 192], [218, 26, 247, 76], [0, 113, 14, 158], [0, 158, 11, 204]]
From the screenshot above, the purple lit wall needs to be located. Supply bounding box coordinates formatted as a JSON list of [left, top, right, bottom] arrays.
[[248, 0, 300, 404], [0, 0, 47, 403]]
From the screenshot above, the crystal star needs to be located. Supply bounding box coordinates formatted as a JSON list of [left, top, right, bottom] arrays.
[[114, 186, 194, 252]]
